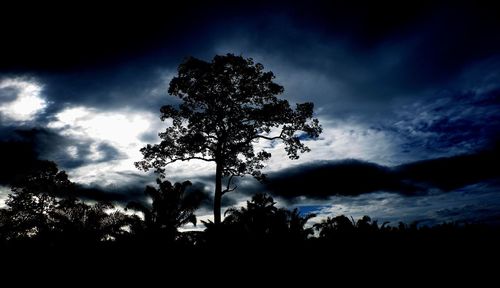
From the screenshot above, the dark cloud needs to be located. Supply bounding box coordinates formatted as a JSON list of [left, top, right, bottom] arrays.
[[0, 132, 40, 185], [72, 184, 145, 204], [179, 175, 240, 209], [0, 86, 18, 102], [434, 204, 500, 226], [0, 2, 222, 72], [73, 180, 214, 208], [10, 128, 125, 169], [2, 1, 497, 116], [39, 68, 176, 112], [262, 144, 500, 199], [392, 87, 500, 156], [397, 143, 500, 191], [263, 159, 420, 199], [0, 127, 126, 183], [210, 1, 500, 112]]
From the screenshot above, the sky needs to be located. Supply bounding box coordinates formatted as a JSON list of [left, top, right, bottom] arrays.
[[1, 1, 499, 227]]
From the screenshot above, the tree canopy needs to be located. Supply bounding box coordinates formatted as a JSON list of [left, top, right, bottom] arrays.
[[136, 54, 322, 224]]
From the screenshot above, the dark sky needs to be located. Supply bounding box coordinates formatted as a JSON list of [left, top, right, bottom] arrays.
[[1, 1, 499, 226]]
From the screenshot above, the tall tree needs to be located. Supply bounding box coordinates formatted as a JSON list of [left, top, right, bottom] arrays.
[[136, 54, 322, 224]]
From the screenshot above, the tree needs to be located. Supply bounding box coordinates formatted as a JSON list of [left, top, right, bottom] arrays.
[[136, 54, 322, 224], [314, 215, 356, 239], [126, 179, 204, 242], [214, 193, 316, 244], [4, 161, 72, 240], [56, 198, 132, 243]]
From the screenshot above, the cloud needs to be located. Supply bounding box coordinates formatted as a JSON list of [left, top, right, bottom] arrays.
[[392, 84, 500, 157], [397, 143, 500, 191], [0, 133, 39, 185], [72, 184, 145, 204], [48, 106, 155, 147], [261, 144, 500, 200], [263, 159, 420, 199], [46, 106, 159, 181], [0, 78, 47, 122], [311, 180, 500, 227], [40, 68, 178, 112]]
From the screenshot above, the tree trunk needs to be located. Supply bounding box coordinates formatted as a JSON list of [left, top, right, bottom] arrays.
[[214, 161, 223, 225]]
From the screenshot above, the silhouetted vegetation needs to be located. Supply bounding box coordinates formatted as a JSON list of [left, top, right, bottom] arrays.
[[125, 178, 205, 244], [0, 161, 133, 246], [1, 164, 498, 252], [202, 193, 316, 248], [0, 162, 499, 280], [135, 54, 322, 224]]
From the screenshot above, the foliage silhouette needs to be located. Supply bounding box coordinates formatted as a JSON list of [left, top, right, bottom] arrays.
[[3, 161, 72, 240], [0, 148, 498, 267], [0, 161, 133, 244], [126, 178, 204, 243], [55, 198, 132, 243], [203, 193, 316, 247], [135, 54, 322, 224]]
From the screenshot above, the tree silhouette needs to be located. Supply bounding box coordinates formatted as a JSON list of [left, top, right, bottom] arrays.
[[3, 161, 72, 240], [55, 198, 132, 243], [126, 179, 204, 243], [136, 54, 322, 224], [0, 160, 133, 243], [207, 193, 316, 245], [287, 208, 316, 242], [313, 215, 356, 239]]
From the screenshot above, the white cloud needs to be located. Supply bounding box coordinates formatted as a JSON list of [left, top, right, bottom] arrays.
[[48, 106, 161, 184], [67, 146, 78, 159], [253, 117, 405, 175], [48, 106, 152, 147], [0, 78, 47, 122], [0, 186, 10, 208], [46, 104, 224, 185]]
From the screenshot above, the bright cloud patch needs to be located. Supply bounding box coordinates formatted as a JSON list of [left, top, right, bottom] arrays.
[[0, 186, 10, 207], [48, 106, 152, 146], [254, 118, 404, 174], [48, 106, 161, 184], [0, 78, 47, 122]]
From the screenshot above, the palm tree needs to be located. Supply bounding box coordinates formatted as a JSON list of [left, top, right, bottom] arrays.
[[314, 215, 356, 239], [126, 178, 203, 242], [56, 199, 132, 243], [286, 208, 316, 241], [221, 193, 316, 243]]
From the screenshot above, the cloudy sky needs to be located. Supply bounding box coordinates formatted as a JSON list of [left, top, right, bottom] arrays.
[[1, 1, 499, 227]]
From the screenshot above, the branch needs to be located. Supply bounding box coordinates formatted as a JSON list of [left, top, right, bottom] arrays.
[[254, 135, 282, 140], [253, 129, 285, 141], [164, 156, 216, 165], [222, 174, 238, 195]]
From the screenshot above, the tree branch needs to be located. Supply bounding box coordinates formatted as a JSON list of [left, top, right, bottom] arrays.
[[222, 174, 237, 195], [253, 129, 285, 141], [254, 135, 282, 140], [164, 156, 216, 165]]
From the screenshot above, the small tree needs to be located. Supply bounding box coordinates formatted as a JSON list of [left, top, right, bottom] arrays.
[[126, 179, 203, 242], [136, 54, 322, 224]]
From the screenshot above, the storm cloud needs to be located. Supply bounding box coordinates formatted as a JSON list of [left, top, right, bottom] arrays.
[[263, 144, 500, 199]]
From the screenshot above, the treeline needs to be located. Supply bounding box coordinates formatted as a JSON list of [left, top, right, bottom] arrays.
[[0, 161, 498, 251]]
